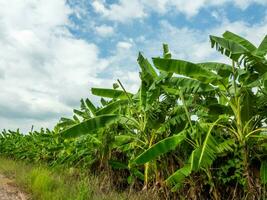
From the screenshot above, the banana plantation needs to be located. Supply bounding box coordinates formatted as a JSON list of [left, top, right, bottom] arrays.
[[1, 31, 267, 199]]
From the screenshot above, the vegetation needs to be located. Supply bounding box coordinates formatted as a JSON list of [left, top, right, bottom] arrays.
[[0, 157, 157, 200], [1, 31, 267, 199], [0, 157, 90, 200]]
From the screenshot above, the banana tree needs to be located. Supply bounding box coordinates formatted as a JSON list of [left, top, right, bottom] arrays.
[[131, 31, 267, 198], [1, 30, 266, 199]]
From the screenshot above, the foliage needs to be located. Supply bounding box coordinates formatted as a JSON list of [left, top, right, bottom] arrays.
[[1, 31, 267, 199]]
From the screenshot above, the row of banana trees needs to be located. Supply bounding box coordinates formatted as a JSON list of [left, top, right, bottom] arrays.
[[1, 31, 267, 199]]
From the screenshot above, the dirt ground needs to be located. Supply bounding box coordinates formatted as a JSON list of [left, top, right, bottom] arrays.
[[0, 174, 28, 200]]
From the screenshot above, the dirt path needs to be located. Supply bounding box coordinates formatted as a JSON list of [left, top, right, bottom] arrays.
[[0, 174, 28, 200]]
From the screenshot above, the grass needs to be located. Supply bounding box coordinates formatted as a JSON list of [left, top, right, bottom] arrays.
[[0, 157, 159, 200], [0, 157, 90, 200]]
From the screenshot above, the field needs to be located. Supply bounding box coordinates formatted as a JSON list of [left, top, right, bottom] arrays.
[[1, 31, 267, 199]]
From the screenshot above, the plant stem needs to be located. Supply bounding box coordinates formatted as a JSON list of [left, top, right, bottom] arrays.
[[179, 91, 193, 130]]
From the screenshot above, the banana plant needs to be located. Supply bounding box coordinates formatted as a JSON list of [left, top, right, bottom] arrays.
[[1, 31, 267, 199], [131, 31, 267, 197]]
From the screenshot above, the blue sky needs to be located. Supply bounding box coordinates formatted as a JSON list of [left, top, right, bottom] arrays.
[[0, 0, 267, 132]]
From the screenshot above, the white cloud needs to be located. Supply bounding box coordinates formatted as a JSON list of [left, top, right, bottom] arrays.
[[116, 41, 133, 50], [92, 0, 147, 22], [92, 0, 267, 20], [145, 0, 267, 18], [233, 0, 267, 9], [95, 24, 115, 37], [0, 0, 110, 132], [113, 70, 140, 92]]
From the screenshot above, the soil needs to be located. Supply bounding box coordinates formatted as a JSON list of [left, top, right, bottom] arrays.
[[0, 174, 28, 200]]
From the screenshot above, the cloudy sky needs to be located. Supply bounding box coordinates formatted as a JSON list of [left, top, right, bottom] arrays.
[[1, 0, 267, 132]]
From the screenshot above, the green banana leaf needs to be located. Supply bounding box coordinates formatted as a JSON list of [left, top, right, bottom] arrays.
[[95, 99, 129, 115], [256, 35, 267, 56], [132, 131, 186, 165], [61, 114, 119, 138], [91, 88, 133, 99], [85, 98, 97, 116], [166, 164, 191, 190], [153, 58, 219, 83], [223, 31, 257, 51]]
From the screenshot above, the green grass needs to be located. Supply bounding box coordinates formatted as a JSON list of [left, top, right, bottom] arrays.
[[0, 157, 90, 200], [0, 157, 158, 200]]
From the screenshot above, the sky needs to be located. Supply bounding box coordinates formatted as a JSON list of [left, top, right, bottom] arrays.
[[1, 0, 267, 132]]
